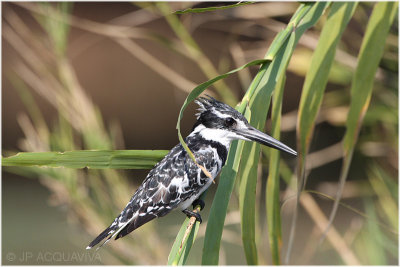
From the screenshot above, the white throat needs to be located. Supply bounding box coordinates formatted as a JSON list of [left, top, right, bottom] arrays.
[[190, 124, 237, 148]]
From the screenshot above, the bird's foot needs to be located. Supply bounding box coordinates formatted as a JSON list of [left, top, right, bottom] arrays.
[[192, 199, 205, 211], [182, 209, 202, 224]]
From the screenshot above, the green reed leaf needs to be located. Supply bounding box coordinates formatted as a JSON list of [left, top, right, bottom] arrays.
[[174, 2, 254, 14], [2, 150, 169, 169]]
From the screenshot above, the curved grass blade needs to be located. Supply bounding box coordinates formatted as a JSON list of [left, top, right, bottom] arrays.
[[322, 1, 398, 241], [174, 2, 254, 14], [288, 2, 357, 261], [266, 74, 286, 264], [2, 150, 169, 169]]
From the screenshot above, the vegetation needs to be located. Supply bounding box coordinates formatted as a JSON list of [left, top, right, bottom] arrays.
[[3, 2, 398, 265]]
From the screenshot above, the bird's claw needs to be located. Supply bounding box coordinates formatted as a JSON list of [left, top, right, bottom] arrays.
[[183, 209, 202, 223]]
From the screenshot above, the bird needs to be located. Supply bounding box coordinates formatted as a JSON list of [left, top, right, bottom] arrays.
[[86, 96, 297, 250]]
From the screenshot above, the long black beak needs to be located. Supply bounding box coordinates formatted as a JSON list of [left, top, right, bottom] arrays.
[[235, 126, 297, 156]]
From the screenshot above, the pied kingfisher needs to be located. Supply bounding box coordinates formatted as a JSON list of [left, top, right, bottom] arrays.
[[87, 96, 297, 249]]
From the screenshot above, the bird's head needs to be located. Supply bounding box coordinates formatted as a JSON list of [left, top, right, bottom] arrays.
[[192, 96, 297, 156]]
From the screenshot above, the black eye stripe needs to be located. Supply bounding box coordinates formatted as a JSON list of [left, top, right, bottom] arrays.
[[224, 117, 236, 127]]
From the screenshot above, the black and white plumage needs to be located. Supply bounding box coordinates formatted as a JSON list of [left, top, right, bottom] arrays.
[[87, 96, 297, 249]]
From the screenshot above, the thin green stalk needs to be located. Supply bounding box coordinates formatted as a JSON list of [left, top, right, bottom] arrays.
[[266, 74, 286, 264]]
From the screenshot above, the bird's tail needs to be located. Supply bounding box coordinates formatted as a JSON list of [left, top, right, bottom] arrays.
[[86, 217, 124, 250], [86, 211, 138, 250], [86, 225, 115, 250]]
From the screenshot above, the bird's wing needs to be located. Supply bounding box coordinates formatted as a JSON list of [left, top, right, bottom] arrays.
[[87, 145, 199, 248], [114, 146, 201, 239], [87, 141, 217, 249]]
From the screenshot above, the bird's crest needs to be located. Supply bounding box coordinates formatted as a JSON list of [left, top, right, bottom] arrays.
[[194, 95, 239, 119]]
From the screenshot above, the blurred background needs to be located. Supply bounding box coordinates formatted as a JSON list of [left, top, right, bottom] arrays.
[[2, 2, 398, 265]]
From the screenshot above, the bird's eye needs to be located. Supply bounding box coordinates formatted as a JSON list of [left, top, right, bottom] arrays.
[[224, 117, 236, 127]]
